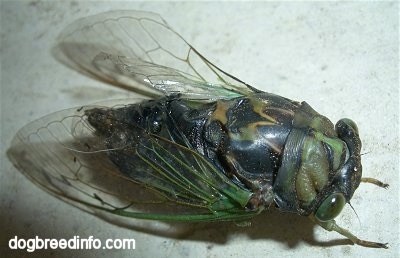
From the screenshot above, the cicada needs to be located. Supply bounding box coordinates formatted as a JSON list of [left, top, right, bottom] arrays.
[[8, 10, 388, 248]]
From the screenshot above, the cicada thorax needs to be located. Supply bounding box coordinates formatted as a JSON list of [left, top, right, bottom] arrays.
[[195, 93, 302, 209]]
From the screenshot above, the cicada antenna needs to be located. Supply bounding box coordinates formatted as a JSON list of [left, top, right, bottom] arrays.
[[360, 151, 371, 156], [349, 202, 361, 226]]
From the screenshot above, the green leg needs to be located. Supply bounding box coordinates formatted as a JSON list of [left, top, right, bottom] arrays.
[[361, 177, 389, 188], [311, 217, 388, 249]]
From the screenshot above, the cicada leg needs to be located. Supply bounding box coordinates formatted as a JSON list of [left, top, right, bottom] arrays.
[[361, 177, 389, 188], [311, 218, 388, 249], [224, 154, 274, 210], [309, 177, 389, 248]]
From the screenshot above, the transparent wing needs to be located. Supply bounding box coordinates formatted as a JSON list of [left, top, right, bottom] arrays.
[[8, 100, 259, 222], [54, 10, 258, 100]]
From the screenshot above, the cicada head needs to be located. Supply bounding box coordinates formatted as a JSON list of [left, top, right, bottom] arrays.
[[273, 102, 362, 222], [312, 118, 362, 222], [315, 118, 362, 221]]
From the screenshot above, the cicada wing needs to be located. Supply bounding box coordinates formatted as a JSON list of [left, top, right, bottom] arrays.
[[107, 127, 256, 217], [8, 102, 152, 215], [9, 101, 258, 222], [55, 10, 257, 100]]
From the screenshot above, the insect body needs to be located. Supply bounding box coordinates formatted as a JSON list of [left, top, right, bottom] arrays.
[[9, 11, 388, 248]]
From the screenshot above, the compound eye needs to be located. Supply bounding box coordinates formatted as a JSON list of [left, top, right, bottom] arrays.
[[315, 193, 346, 222]]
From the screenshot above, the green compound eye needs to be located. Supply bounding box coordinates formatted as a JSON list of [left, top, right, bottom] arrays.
[[315, 193, 346, 222]]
